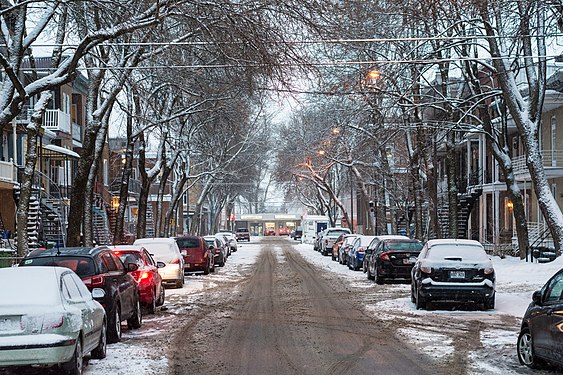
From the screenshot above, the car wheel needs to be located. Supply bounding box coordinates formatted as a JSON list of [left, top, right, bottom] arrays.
[[518, 327, 543, 369], [176, 275, 184, 288], [156, 284, 165, 307], [210, 262, 215, 273], [127, 297, 142, 329], [367, 266, 375, 281], [375, 268, 384, 285], [91, 320, 107, 359], [415, 287, 426, 310], [484, 296, 495, 310], [147, 289, 156, 315], [410, 284, 416, 303], [107, 305, 122, 344], [62, 336, 83, 375], [203, 261, 210, 275]]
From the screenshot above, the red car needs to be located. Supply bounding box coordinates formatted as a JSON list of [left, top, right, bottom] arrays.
[[111, 245, 166, 314], [175, 235, 215, 275]]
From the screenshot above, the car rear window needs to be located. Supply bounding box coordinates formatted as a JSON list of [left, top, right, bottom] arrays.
[[427, 244, 488, 261], [387, 242, 423, 251], [327, 230, 350, 236], [237, 228, 249, 233], [20, 256, 96, 277], [176, 238, 201, 249]]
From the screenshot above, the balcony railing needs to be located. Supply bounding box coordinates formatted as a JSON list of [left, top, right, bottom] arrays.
[[44, 109, 71, 134], [513, 150, 563, 177], [16, 108, 71, 134], [0, 161, 16, 183]]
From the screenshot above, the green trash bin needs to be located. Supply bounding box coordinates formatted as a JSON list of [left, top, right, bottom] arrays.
[[0, 250, 16, 268]]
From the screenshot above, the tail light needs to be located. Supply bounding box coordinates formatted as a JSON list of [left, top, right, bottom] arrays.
[[357, 247, 365, 254], [131, 270, 151, 283], [325, 239, 328, 246], [380, 252, 391, 261], [42, 313, 64, 330], [420, 265, 432, 274], [83, 275, 105, 288], [484, 266, 494, 275], [170, 258, 180, 264]]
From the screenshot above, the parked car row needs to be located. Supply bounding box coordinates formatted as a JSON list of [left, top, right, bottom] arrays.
[[317, 233, 497, 311], [0, 231, 242, 374]]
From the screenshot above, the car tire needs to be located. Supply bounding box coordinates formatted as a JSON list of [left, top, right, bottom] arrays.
[[375, 267, 384, 285], [367, 266, 375, 281], [91, 320, 107, 359], [518, 327, 544, 369], [107, 305, 122, 344], [484, 296, 495, 310], [127, 297, 142, 329], [410, 285, 416, 303], [62, 336, 83, 375], [156, 284, 165, 307], [176, 275, 184, 288], [147, 289, 156, 314], [415, 287, 426, 310], [203, 261, 210, 275]]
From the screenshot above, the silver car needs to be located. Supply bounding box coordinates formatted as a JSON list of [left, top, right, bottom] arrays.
[[134, 237, 185, 288], [0, 266, 106, 374]]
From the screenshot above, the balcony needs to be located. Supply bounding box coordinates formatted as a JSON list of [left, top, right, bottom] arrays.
[[16, 108, 71, 134], [0, 160, 16, 184], [513, 150, 563, 181]]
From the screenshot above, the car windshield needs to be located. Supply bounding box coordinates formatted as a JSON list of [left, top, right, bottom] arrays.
[[20, 256, 96, 277], [427, 244, 488, 261], [203, 239, 214, 246], [387, 242, 423, 251], [237, 229, 249, 233], [176, 238, 200, 249]]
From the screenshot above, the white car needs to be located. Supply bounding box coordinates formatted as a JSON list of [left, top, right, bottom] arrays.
[[134, 237, 185, 288], [216, 232, 238, 253], [0, 266, 107, 374]]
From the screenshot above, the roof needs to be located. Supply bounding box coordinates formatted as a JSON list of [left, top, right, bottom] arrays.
[[109, 245, 144, 252], [134, 237, 176, 244], [43, 144, 80, 159]]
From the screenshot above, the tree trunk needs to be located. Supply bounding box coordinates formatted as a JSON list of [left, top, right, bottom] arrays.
[[16, 92, 51, 256]]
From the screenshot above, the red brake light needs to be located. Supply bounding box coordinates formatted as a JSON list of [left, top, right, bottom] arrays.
[[380, 252, 390, 261], [141, 272, 150, 280], [357, 247, 365, 253], [83, 275, 105, 288], [170, 259, 180, 264], [42, 313, 64, 330], [114, 251, 121, 255]]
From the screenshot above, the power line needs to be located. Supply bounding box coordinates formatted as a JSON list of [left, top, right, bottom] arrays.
[[20, 54, 563, 71]]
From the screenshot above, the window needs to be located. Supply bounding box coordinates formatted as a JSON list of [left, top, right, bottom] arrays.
[[103, 159, 109, 186], [551, 116, 557, 167], [101, 252, 118, 272], [62, 273, 83, 302], [543, 272, 563, 303]]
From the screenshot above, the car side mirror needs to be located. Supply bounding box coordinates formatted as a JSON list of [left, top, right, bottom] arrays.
[[127, 263, 139, 272], [532, 290, 542, 305], [92, 288, 105, 299], [156, 261, 166, 268]]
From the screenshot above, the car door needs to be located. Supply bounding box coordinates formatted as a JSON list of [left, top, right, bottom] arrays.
[[373, 242, 385, 273], [62, 272, 96, 350], [532, 272, 563, 361], [102, 251, 134, 319]]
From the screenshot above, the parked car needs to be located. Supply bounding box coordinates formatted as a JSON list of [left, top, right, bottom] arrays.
[[217, 231, 238, 252], [411, 239, 495, 310], [348, 235, 376, 271], [111, 245, 166, 314], [175, 235, 214, 275], [313, 229, 327, 252], [265, 228, 276, 236], [332, 233, 353, 261], [133, 237, 185, 288], [293, 229, 303, 241], [365, 236, 422, 284], [517, 267, 563, 369], [236, 227, 251, 241], [0, 266, 107, 374], [204, 235, 227, 267], [338, 234, 358, 265], [19, 246, 142, 344], [320, 227, 352, 256]]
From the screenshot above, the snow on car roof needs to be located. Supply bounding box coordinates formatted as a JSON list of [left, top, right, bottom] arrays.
[[426, 239, 483, 248], [358, 235, 377, 245]]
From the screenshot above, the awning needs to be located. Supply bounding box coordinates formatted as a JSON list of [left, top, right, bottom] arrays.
[[42, 144, 80, 159]]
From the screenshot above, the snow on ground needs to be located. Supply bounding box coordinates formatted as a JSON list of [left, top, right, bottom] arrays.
[[293, 239, 563, 374], [85, 237, 563, 374], [85, 240, 263, 375]]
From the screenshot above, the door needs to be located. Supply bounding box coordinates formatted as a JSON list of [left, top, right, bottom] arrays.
[[533, 272, 563, 360]]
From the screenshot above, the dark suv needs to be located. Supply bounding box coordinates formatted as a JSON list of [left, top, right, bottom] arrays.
[[19, 246, 142, 343], [236, 228, 250, 242]]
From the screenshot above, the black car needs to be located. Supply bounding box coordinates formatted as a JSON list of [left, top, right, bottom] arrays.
[[517, 268, 563, 369], [365, 236, 422, 284], [410, 239, 495, 310], [19, 246, 142, 343]]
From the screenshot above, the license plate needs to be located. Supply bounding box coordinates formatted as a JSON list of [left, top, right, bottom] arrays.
[[402, 256, 417, 265], [0, 317, 20, 331], [450, 271, 465, 279]]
